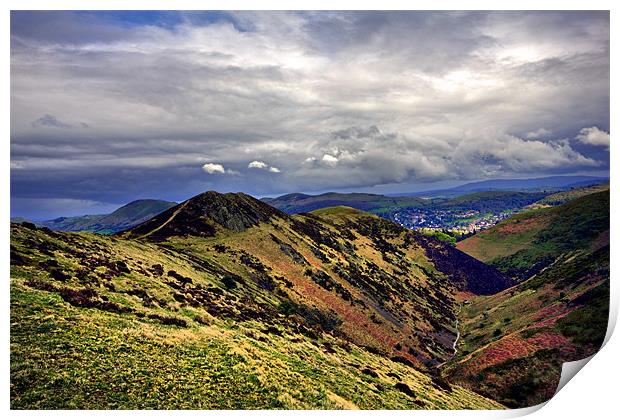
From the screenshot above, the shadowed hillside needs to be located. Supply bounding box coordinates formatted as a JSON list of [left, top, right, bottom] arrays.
[[124, 192, 284, 240], [264, 191, 547, 217], [438, 191, 547, 213]]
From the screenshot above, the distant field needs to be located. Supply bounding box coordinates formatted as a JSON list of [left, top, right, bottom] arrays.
[[456, 210, 549, 263]]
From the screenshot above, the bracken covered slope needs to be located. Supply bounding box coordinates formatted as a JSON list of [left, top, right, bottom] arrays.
[[121, 195, 511, 367]]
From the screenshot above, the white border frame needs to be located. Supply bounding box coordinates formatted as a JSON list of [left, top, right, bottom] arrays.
[[2, 2, 616, 420]]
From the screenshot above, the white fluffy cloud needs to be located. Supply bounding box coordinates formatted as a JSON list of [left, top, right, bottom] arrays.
[[248, 160, 268, 169], [321, 154, 339, 167], [202, 163, 226, 174], [576, 126, 610, 148], [248, 160, 280, 173]]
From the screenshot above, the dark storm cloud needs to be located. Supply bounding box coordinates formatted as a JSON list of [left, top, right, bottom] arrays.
[[10, 11, 609, 219], [31, 114, 72, 129]]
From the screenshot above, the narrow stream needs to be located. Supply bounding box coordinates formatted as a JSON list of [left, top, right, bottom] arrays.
[[437, 303, 463, 368]]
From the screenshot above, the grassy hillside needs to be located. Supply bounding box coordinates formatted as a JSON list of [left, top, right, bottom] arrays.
[[446, 189, 610, 407], [446, 247, 608, 408], [11, 189, 607, 409], [11, 278, 501, 409], [457, 189, 609, 280], [10, 193, 510, 409], [121, 195, 510, 365]]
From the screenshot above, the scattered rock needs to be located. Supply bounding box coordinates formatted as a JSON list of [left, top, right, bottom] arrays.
[[361, 367, 379, 378], [49, 268, 71, 282], [395, 382, 416, 398], [150, 264, 164, 276]]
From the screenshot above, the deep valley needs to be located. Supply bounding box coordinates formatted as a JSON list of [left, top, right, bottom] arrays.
[[9, 185, 609, 409]]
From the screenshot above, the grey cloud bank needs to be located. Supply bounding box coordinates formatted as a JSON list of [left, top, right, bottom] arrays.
[[10, 11, 609, 219]]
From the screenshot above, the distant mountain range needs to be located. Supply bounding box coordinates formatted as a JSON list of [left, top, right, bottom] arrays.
[[393, 175, 609, 198], [36, 199, 177, 234], [262, 176, 608, 216], [10, 175, 609, 242], [13, 176, 607, 234]]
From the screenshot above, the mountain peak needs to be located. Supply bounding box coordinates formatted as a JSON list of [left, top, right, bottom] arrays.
[[123, 191, 287, 240]]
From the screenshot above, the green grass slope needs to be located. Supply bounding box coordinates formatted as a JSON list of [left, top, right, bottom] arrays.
[[530, 182, 609, 207], [446, 248, 608, 408], [11, 281, 501, 409]]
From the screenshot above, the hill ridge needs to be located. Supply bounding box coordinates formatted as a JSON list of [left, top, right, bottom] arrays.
[[123, 191, 288, 240]]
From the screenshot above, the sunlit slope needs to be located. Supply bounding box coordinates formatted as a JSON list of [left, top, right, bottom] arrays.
[[529, 182, 609, 208], [11, 280, 502, 409], [119, 194, 512, 367], [457, 189, 609, 280]]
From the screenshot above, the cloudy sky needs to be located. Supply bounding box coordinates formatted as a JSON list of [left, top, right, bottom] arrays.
[[11, 11, 609, 219]]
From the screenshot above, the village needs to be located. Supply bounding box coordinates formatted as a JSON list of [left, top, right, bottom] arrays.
[[390, 207, 515, 234]]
